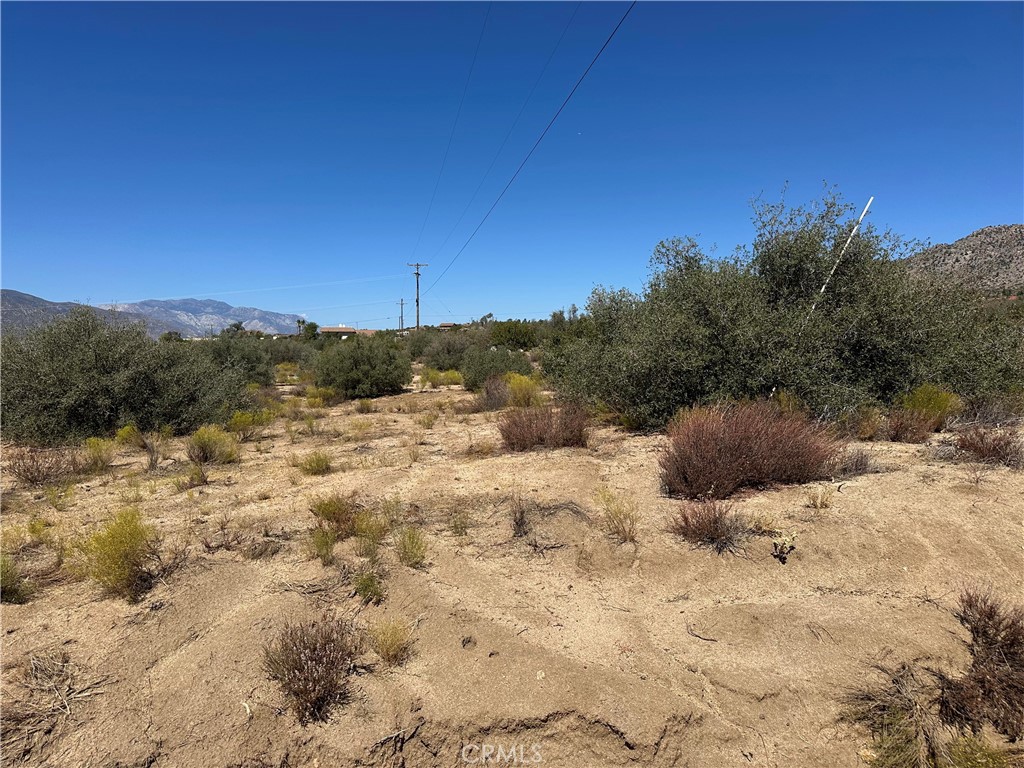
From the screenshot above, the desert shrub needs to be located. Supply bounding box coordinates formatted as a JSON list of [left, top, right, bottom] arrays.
[[354, 398, 374, 413], [842, 663, 946, 768], [394, 527, 427, 568], [959, 392, 1024, 428], [899, 384, 963, 432], [305, 385, 341, 406], [315, 334, 411, 399], [838, 447, 880, 477], [474, 375, 511, 411], [668, 500, 750, 554], [226, 410, 273, 442], [423, 332, 475, 371], [310, 492, 361, 538], [368, 619, 413, 667], [498, 403, 590, 451], [77, 508, 160, 601], [172, 463, 208, 492], [886, 408, 937, 444], [263, 616, 360, 724], [937, 589, 1024, 741], [80, 438, 116, 473], [1, 554, 31, 604], [460, 346, 533, 391], [850, 406, 885, 440], [489, 319, 538, 351], [415, 411, 438, 430], [419, 367, 442, 390], [505, 373, 544, 408], [0, 308, 250, 445], [308, 526, 338, 565], [294, 450, 332, 476], [543, 192, 1024, 430], [185, 425, 239, 465], [5, 447, 78, 486], [596, 488, 639, 543], [955, 428, 1023, 469], [659, 401, 841, 499], [354, 511, 390, 558], [354, 569, 385, 604], [201, 331, 274, 386], [115, 424, 146, 448], [440, 370, 463, 386]]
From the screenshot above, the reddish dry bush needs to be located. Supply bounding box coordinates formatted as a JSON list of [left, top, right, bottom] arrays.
[[885, 409, 936, 444], [955, 427, 1024, 468], [4, 447, 79, 486], [937, 588, 1024, 741], [263, 616, 360, 724], [667, 500, 749, 554], [659, 402, 841, 499], [498, 403, 589, 452]]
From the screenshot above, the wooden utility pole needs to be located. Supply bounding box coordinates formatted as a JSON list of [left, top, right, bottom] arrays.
[[398, 298, 405, 332], [407, 263, 428, 330]]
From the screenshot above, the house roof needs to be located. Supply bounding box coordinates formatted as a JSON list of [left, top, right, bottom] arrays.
[[320, 326, 357, 333]]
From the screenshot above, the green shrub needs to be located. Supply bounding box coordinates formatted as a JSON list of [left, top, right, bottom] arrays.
[[440, 369, 463, 386], [1, 554, 31, 604], [0, 308, 248, 445], [308, 525, 338, 565], [354, 569, 385, 604], [423, 332, 475, 370], [310, 492, 361, 538], [294, 450, 332, 476], [505, 373, 544, 408], [543, 192, 1024, 429], [394, 527, 427, 568], [202, 331, 274, 386], [355, 398, 374, 413], [78, 508, 160, 601], [419, 367, 442, 390], [263, 616, 360, 724], [226, 410, 273, 442], [115, 424, 146, 448], [185, 425, 239, 464], [898, 384, 963, 432], [315, 334, 412, 399], [461, 346, 533, 391]]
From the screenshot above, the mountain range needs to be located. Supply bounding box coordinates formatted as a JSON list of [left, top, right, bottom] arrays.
[[1, 291, 304, 338]]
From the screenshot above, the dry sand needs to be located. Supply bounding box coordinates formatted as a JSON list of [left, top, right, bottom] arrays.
[[2, 386, 1022, 767]]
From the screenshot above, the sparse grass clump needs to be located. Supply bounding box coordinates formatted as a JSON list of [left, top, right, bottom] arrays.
[[293, 450, 332, 476], [226, 409, 273, 442], [77, 508, 160, 601], [839, 447, 880, 477], [668, 500, 750, 554], [308, 526, 338, 565], [310, 492, 361, 538], [263, 615, 360, 724], [185, 425, 239, 465], [355, 398, 374, 413], [354, 568, 385, 604], [5, 447, 78, 486], [1, 554, 32, 604], [80, 438, 116, 473], [955, 427, 1023, 469], [937, 588, 1024, 741], [596, 488, 640, 544], [368, 619, 413, 667], [394, 527, 427, 568], [498, 403, 589, 451], [804, 484, 835, 510], [415, 411, 439, 430], [354, 511, 390, 559], [172, 463, 208, 492], [660, 401, 840, 500]]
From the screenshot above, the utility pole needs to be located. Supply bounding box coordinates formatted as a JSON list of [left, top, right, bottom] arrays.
[[398, 298, 405, 332], [407, 263, 428, 330]]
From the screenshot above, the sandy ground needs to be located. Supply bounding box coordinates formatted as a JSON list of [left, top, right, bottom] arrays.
[[1, 385, 1022, 767]]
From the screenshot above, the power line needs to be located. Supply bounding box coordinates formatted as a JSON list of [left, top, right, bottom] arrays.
[[425, 2, 582, 264], [409, 2, 492, 262], [423, 1, 637, 296]]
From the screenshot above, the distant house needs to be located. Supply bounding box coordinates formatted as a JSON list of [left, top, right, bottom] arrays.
[[438, 322, 458, 331], [319, 326, 380, 339]]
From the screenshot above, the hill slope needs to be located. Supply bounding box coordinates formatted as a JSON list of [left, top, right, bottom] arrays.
[[905, 224, 1024, 293], [0, 290, 179, 337]]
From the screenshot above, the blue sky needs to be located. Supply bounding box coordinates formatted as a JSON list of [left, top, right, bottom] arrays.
[[3, 2, 1022, 327]]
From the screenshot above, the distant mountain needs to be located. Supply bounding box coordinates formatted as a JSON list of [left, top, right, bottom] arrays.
[[1, 290, 303, 338], [99, 298, 304, 337], [905, 224, 1024, 293]]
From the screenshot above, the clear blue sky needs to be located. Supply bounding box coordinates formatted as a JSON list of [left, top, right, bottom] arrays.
[[3, 2, 1022, 327]]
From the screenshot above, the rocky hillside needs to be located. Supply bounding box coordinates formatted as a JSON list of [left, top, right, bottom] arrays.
[[905, 224, 1023, 293]]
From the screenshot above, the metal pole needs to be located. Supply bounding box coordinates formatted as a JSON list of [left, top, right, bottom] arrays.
[[407, 263, 428, 330], [398, 298, 405, 332]]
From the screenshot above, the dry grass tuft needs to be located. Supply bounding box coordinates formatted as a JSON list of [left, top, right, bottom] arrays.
[[394, 527, 427, 568], [839, 447, 881, 477], [804, 484, 835, 510], [1, 553, 32, 603], [660, 401, 841, 499], [263, 615, 360, 724], [668, 500, 750, 555], [310, 492, 362, 538], [368, 618, 414, 667], [292, 450, 332, 476], [595, 487, 640, 544]]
